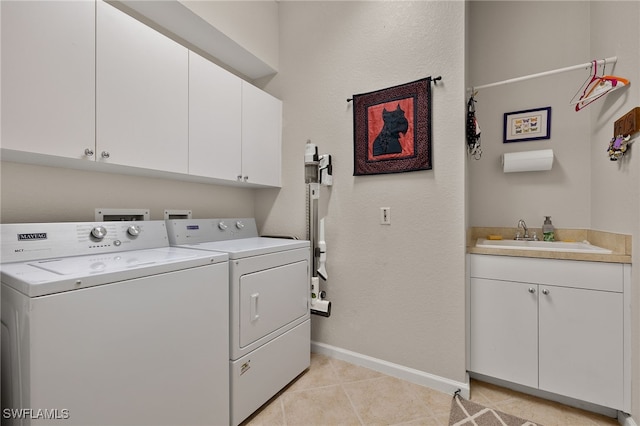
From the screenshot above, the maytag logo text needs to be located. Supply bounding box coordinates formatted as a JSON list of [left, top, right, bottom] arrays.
[[17, 233, 47, 241]]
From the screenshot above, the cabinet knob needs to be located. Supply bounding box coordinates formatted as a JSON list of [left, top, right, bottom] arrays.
[[101, 151, 110, 159], [244, 176, 249, 182], [542, 289, 550, 295], [84, 148, 94, 157], [528, 287, 536, 294]]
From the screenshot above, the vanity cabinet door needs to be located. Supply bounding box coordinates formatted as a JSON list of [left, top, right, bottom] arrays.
[[1, 1, 95, 159], [470, 278, 538, 389], [96, 1, 188, 174], [538, 285, 623, 409]]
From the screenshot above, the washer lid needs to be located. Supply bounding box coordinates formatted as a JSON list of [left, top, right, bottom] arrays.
[[178, 237, 309, 259], [1, 247, 227, 297]]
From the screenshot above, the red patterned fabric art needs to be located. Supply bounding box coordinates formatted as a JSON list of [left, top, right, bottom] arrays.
[[353, 77, 432, 175]]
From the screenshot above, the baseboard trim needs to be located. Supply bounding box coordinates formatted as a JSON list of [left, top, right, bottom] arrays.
[[620, 412, 638, 426], [310, 341, 470, 399]]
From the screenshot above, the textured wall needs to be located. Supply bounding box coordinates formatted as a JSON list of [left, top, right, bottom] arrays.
[[258, 1, 467, 382], [0, 162, 255, 223], [589, 2, 640, 420]]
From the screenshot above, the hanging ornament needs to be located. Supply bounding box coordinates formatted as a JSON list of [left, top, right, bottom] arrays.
[[467, 94, 482, 160], [607, 134, 632, 161]]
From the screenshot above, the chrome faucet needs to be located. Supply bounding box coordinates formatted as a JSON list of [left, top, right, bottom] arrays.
[[515, 219, 538, 241], [517, 219, 529, 239]]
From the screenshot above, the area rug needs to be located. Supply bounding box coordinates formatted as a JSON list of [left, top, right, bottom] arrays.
[[449, 393, 541, 426]]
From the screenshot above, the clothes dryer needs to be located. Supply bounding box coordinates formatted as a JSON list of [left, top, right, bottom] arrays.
[[1, 221, 229, 426], [166, 218, 310, 426]]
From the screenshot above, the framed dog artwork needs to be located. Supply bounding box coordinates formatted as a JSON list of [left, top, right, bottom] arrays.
[[352, 77, 433, 175]]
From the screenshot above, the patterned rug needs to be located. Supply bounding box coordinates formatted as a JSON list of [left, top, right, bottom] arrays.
[[449, 393, 542, 426]]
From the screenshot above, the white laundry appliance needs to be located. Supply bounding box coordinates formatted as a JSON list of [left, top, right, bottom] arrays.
[[1, 221, 229, 426], [165, 218, 310, 426]]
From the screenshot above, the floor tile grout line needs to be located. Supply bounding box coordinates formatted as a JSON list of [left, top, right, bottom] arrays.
[[340, 382, 366, 426], [326, 356, 366, 425]]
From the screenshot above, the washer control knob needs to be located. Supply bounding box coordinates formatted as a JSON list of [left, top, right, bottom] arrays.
[[218, 222, 228, 231], [236, 221, 244, 229], [127, 225, 141, 237], [91, 226, 107, 240]]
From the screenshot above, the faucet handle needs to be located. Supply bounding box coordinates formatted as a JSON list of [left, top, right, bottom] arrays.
[[532, 232, 538, 241]]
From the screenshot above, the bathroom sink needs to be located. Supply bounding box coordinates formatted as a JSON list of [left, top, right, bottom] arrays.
[[475, 238, 613, 254]]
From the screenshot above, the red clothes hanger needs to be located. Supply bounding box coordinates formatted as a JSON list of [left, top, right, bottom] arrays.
[[571, 60, 629, 111]]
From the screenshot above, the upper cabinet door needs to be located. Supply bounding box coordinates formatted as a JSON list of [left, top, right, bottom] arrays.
[[96, 1, 188, 174], [1, 1, 95, 159], [241, 82, 282, 187], [188, 51, 242, 181]]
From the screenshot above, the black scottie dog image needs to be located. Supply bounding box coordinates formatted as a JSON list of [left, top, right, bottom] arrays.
[[372, 104, 409, 156]]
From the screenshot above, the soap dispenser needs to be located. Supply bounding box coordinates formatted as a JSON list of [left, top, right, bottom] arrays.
[[542, 216, 555, 241]]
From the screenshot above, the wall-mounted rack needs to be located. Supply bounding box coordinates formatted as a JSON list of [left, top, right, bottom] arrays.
[[469, 57, 618, 92]]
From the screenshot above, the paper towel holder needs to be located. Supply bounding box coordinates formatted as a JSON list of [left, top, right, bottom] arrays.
[[502, 149, 554, 173]]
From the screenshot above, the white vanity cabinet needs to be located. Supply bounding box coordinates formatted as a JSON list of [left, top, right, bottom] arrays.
[[241, 82, 282, 187], [1, 1, 95, 158], [469, 254, 629, 411], [96, 0, 189, 174]]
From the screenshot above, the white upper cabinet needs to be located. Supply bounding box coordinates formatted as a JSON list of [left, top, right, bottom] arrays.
[[241, 82, 282, 187], [2, 1, 281, 187], [1, 1, 95, 158], [188, 51, 242, 181], [96, 1, 189, 174]]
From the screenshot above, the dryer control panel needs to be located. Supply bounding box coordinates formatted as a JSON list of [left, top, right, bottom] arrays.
[[166, 218, 259, 244]]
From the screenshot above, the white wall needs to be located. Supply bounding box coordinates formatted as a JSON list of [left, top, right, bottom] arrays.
[[258, 1, 468, 382], [0, 162, 255, 222], [589, 2, 640, 421]]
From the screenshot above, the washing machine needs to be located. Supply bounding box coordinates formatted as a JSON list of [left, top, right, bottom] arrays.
[[0, 221, 229, 426], [165, 218, 310, 426]]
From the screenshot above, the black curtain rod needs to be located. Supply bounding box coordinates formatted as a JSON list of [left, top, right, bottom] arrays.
[[346, 75, 442, 102]]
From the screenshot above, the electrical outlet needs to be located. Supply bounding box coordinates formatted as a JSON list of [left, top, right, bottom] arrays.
[[380, 207, 391, 225]]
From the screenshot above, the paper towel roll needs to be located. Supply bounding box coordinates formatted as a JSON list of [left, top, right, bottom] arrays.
[[502, 149, 553, 173]]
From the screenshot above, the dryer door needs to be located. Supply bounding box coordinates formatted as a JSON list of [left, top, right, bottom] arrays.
[[239, 260, 308, 348]]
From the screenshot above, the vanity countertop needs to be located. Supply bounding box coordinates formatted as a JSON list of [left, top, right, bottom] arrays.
[[468, 227, 631, 264]]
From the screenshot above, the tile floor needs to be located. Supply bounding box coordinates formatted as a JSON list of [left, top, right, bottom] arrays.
[[242, 353, 620, 426]]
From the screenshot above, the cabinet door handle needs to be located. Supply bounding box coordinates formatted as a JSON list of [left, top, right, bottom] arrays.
[[528, 287, 536, 294], [84, 148, 94, 157], [542, 289, 550, 295], [101, 151, 110, 159]]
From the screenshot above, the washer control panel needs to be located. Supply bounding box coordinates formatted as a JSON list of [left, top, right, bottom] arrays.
[[1, 221, 170, 263]]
